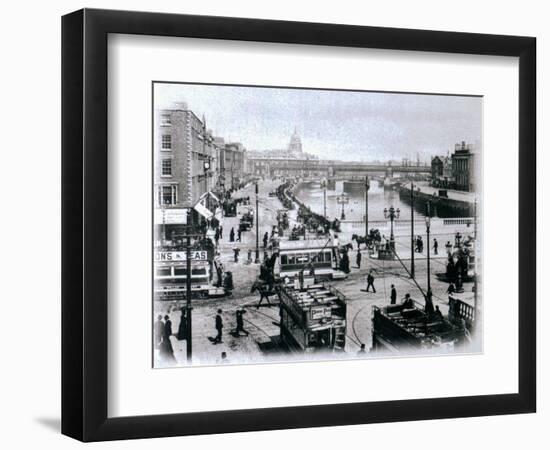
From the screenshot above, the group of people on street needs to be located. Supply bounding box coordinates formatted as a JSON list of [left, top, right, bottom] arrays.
[[154, 314, 177, 365], [212, 307, 250, 345]]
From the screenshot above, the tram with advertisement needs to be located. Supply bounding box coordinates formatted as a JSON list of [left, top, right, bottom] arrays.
[[154, 248, 227, 300], [274, 238, 348, 282], [279, 283, 347, 353]]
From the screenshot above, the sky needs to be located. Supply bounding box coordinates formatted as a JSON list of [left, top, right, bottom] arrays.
[[154, 82, 482, 162]]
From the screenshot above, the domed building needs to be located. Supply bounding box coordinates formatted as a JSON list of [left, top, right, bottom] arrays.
[[287, 127, 303, 156]]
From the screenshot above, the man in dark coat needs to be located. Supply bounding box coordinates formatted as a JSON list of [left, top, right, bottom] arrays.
[[433, 238, 439, 255], [229, 227, 235, 242], [213, 309, 223, 344], [424, 288, 435, 315], [340, 250, 350, 274], [263, 232, 269, 248], [154, 315, 164, 349], [235, 308, 249, 336], [366, 270, 376, 293], [177, 308, 187, 341], [159, 315, 176, 364], [390, 284, 397, 304], [356, 250, 362, 268]]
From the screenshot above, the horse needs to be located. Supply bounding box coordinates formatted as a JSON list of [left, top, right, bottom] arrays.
[[352, 229, 382, 250], [250, 281, 280, 308], [352, 234, 369, 249]]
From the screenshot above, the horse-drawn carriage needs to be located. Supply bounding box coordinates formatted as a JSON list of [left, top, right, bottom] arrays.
[[239, 210, 254, 231], [352, 228, 382, 251]]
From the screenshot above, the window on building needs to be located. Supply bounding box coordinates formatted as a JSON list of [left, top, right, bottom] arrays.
[[158, 185, 177, 206], [161, 159, 172, 176], [161, 113, 171, 126], [156, 267, 172, 277], [161, 134, 172, 150]]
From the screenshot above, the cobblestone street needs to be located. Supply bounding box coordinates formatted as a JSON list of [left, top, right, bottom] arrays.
[[154, 179, 477, 367]]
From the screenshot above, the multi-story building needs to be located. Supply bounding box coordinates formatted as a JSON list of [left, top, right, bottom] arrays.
[[451, 141, 475, 192], [431, 155, 454, 188], [154, 103, 220, 238], [223, 142, 247, 189]]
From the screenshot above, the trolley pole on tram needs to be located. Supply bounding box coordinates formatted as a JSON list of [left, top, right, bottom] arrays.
[[255, 182, 260, 263], [185, 209, 193, 363], [410, 181, 415, 279]]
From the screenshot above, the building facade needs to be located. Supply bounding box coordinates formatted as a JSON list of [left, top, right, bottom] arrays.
[[154, 104, 222, 239], [223, 142, 247, 190], [431, 155, 454, 188], [451, 141, 475, 192]]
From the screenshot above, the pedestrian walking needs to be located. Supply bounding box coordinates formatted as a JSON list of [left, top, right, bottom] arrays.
[[390, 284, 397, 304], [247, 248, 252, 264], [366, 270, 376, 293], [433, 238, 438, 255], [154, 314, 164, 349], [445, 240, 452, 255], [237, 228, 242, 242], [213, 309, 223, 344], [340, 250, 350, 274], [263, 231, 269, 248], [223, 272, 234, 291], [233, 247, 240, 262], [159, 315, 176, 364], [425, 288, 435, 315], [235, 308, 249, 336], [177, 308, 187, 341], [229, 227, 235, 242], [356, 250, 362, 268]]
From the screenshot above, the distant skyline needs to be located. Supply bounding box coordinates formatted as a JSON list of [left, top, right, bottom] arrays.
[[154, 82, 482, 162]]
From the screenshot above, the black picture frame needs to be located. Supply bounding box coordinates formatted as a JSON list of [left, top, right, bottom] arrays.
[[62, 8, 536, 442]]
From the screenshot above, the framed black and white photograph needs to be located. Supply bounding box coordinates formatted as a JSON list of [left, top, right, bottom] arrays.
[[61, 8, 536, 442]]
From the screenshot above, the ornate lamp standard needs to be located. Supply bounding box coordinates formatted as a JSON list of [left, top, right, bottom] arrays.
[[255, 182, 260, 263], [383, 206, 400, 251], [336, 194, 349, 220]]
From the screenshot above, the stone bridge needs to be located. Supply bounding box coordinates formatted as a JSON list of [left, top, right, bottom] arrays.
[[247, 157, 430, 180]]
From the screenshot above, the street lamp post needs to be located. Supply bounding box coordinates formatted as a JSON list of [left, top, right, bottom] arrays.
[[255, 182, 260, 263], [336, 194, 349, 220], [425, 201, 431, 292], [383, 205, 400, 251], [323, 181, 327, 219], [185, 209, 193, 362], [410, 182, 415, 279], [365, 176, 370, 238]]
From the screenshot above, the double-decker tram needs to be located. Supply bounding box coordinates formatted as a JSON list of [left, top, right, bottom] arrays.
[[154, 249, 226, 300], [279, 283, 347, 353], [274, 238, 347, 282]]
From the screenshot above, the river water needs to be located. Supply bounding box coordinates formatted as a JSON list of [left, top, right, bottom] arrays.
[[293, 180, 432, 223]]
